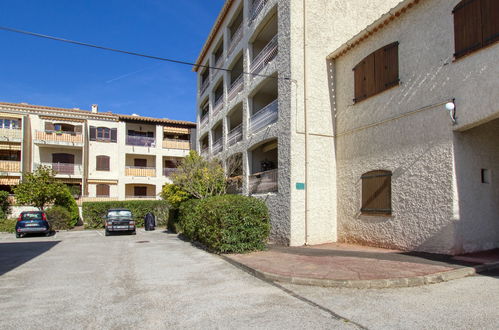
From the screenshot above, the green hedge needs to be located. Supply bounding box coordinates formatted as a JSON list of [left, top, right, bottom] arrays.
[[178, 195, 270, 253], [46, 206, 73, 230], [82, 200, 169, 229], [0, 218, 16, 233]]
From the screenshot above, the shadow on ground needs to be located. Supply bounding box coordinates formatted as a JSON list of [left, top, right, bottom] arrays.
[[0, 240, 60, 276]]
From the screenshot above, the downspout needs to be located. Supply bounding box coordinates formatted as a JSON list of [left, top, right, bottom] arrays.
[[302, 0, 309, 245]]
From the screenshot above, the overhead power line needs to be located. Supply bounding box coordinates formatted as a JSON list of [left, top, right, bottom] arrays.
[[0, 25, 294, 82]]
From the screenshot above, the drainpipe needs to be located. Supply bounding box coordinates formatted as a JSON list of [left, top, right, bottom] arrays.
[[302, 0, 309, 245]]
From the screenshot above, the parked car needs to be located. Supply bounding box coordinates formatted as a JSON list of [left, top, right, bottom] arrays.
[[15, 211, 51, 238], [104, 208, 136, 236]]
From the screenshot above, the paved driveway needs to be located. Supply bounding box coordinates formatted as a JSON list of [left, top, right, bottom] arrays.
[[0, 230, 498, 330]]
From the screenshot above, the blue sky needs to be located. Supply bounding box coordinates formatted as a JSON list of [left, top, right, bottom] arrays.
[[0, 0, 225, 122]]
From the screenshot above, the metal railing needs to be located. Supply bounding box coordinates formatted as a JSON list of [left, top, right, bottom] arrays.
[[163, 168, 178, 177], [35, 130, 83, 144], [212, 95, 224, 117], [249, 168, 278, 194], [228, 25, 243, 56], [201, 147, 209, 157], [212, 137, 223, 155], [249, 0, 268, 24], [126, 135, 155, 147], [0, 160, 21, 172], [215, 53, 224, 69], [38, 162, 83, 176], [125, 166, 156, 177], [0, 128, 22, 140], [200, 114, 209, 127], [162, 139, 190, 150], [200, 79, 210, 95], [250, 35, 278, 75], [228, 75, 243, 101], [250, 99, 278, 133], [227, 124, 243, 146]]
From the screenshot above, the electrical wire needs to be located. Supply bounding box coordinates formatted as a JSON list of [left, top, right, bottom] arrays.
[[0, 25, 294, 82]]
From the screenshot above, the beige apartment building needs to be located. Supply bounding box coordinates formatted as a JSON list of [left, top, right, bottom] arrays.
[[195, 0, 498, 254], [0, 102, 195, 204]]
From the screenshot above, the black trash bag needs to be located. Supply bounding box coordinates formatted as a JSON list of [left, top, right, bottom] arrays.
[[144, 212, 156, 231]]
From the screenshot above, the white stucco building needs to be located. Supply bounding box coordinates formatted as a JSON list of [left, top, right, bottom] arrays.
[[195, 0, 498, 254], [0, 102, 196, 203]]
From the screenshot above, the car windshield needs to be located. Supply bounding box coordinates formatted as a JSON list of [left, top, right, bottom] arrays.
[[107, 210, 132, 218], [21, 212, 44, 220]]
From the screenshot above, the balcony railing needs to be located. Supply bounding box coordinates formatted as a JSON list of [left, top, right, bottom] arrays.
[[249, 169, 278, 194], [125, 195, 157, 200], [0, 160, 21, 172], [0, 128, 22, 140], [228, 25, 243, 57], [162, 139, 190, 150], [250, 99, 278, 133], [200, 79, 210, 95], [250, 35, 278, 76], [163, 168, 178, 177], [200, 114, 209, 127], [38, 162, 83, 176], [35, 130, 83, 144], [228, 75, 243, 101], [212, 137, 223, 155], [125, 166, 156, 177], [126, 135, 155, 147], [201, 147, 209, 157], [215, 54, 224, 69], [249, 0, 268, 24], [77, 196, 119, 205], [212, 95, 224, 117], [227, 124, 243, 146]]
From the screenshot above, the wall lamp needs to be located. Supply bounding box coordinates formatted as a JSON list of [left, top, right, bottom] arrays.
[[445, 99, 457, 124]]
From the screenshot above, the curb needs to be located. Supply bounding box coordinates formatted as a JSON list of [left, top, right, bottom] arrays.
[[220, 255, 499, 289]]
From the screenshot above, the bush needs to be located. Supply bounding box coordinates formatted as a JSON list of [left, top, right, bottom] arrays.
[[54, 186, 79, 227], [0, 217, 16, 233], [46, 206, 72, 230], [178, 195, 270, 253], [160, 184, 192, 209], [82, 200, 169, 229], [0, 191, 11, 216]]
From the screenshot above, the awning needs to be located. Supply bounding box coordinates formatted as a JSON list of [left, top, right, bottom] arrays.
[[0, 143, 21, 151], [0, 176, 20, 185], [39, 116, 85, 123], [0, 113, 24, 119], [87, 179, 118, 185], [163, 126, 190, 134], [56, 178, 82, 184]]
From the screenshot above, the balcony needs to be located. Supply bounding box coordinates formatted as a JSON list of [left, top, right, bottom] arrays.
[[200, 114, 209, 127], [249, 169, 278, 194], [0, 160, 21, 173], [163, 168, 178, 177], [212, 137, 223, 155], [162, 139, 190, 150], [0, 128, 22, 140], [77, 196, 119, 205], [201, 146, 209, 157], [125, 195, 157, 200], [249, 0, 268, 24], [200, 79, 210, 96], [212, 96, 224, 117], [38, 162, 83, 176], [35, 130, 83, 144], [250, 35, 278, 76], [227, 124, 243, 146], [228, 75, 243, 102], [250, 99, 278, 133], [126, 135, 155, 147], [125, 166, 156, 177], [228, 25, 243, 57]]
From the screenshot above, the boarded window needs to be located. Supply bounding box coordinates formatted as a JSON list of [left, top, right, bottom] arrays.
[[353, 42, 399, 103], [134, 186, 147, 196], [96, 184, 110, 197], [453, 0, 499, 59], [96, 155, 110, 171], [361, 170, 392, 215]]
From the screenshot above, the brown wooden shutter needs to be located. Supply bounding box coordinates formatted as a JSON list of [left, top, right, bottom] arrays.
[[96, 184, 110, 197], [353, 61, 366, 102], [110, 128, 117, 143], [453, 0, 483, 58], [361, 170, 392, 215], [364, 53, 376, 98], [89, 126, 96, 141], [45, 122, 55, 131], [481, 0, 499, 46], [96, 156, 110, 171]]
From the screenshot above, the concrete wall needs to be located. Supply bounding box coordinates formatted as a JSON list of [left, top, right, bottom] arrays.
[[331, 0, 499, 253]]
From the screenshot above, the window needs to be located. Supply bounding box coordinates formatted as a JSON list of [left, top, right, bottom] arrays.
[[453, 0, 499, 59], [0, 119, 20, 129], [134, 159, 147, 168], [89, 126, 117, 142], [96, 155, 110, 171], [96, 184, 110, 197], [128, 130, 154, 138], [353, 42, 399, 103], [97, 127, 111, 141], [0, 150, 20, 161], [134, 186, 147, 196], [361, 170, 392, 215]]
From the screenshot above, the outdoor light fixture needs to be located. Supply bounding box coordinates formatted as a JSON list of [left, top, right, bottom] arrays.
[[445, 99, 456, 124]]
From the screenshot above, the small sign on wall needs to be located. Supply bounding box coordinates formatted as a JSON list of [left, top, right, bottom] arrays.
[[296, 182, 306, 190]]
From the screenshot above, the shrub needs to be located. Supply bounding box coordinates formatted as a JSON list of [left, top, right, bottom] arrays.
[[82, 200, 169, 229], [178, 195, 270, 253], [0, 191, 11, 216], [0, 217, 16, 233], [46, 206, 72, 230], [160, 184, 192, 209], [54, 186, 79, 227]]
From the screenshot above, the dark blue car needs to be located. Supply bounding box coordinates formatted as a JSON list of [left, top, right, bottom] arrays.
[[15, 211, 51, 238]]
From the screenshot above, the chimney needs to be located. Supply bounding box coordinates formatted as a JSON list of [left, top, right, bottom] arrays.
[[91, 104, 98, 113]]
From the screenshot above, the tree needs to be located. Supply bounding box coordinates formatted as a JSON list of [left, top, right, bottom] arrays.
[[160, 184, 192, 209], [14, 166, 65, 210], [171, 151, 226, 199]]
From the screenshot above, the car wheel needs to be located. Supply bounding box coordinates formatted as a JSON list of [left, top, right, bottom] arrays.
[[45, 232, 51, 237], [105, 230, 110, 236], [131, 230, 136, 235], [15, 232, 21, 238]]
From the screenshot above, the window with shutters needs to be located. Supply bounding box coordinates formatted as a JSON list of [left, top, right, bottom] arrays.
[[361, 170, 392, 215], [453, 0, 499, 59], [96, 155, 110, 171], [89, 126, 117, 143], [353, 42, 399, 103], [96, 184, 110, 197], [96, 127, 111, 141]]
